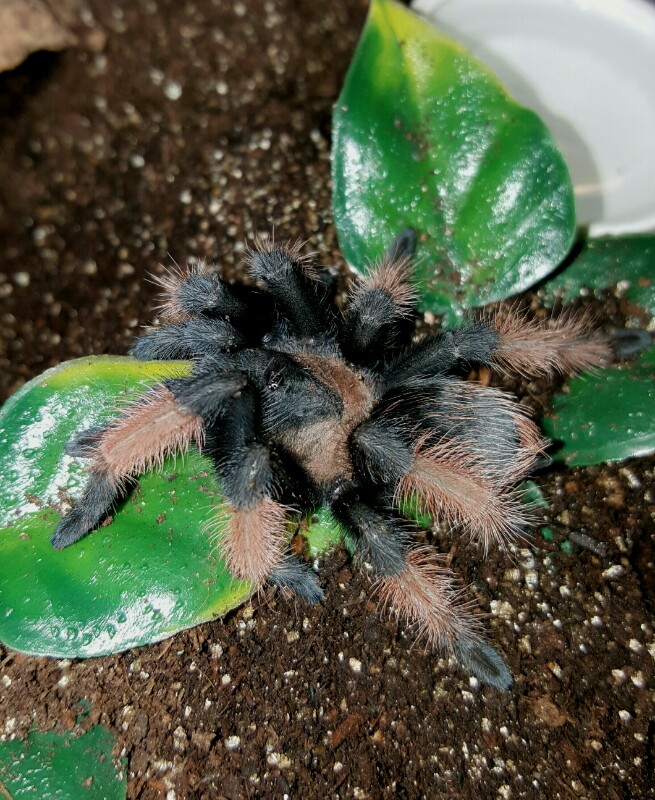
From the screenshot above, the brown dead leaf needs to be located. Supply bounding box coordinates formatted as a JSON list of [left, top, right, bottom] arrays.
[[529, 695, 574, 727], [0, 0, 105, 73]]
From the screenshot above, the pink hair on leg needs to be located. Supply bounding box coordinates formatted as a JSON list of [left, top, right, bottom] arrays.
[[94, 385, 204, 479], [375, 547, 479, 651], [218, 497, 288, 584], [396, 440, 530, 552], [487, 306, 611, 377]]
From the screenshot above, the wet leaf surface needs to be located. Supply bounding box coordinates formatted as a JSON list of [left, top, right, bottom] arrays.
[[0, 724, 127, 800], [332, 0, 574, 321], [0, 357, 254, 657]]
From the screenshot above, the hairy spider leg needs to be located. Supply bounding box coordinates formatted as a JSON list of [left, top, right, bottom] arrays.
[[485, 306, 612, 376], [341, 230, 418, 367], [330, 485, 512, 690], [203, 384, 321, 600], [51, 385, 204, 549], [131, 317, 245, 361], [351, 377, 543, 552], [388, 378, 546, 486], [384, 307, 612, 388], [153, 264, 250, 323], [246, 239, 335, 341]]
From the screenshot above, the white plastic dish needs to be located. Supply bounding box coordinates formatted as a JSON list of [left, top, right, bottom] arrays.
[[412, 0, 655, 234]]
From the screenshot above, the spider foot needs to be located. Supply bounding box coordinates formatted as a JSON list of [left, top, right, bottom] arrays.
[[51, 469, 119, 549], [453, 634, 513, 691], [268, 555, 323, 604]]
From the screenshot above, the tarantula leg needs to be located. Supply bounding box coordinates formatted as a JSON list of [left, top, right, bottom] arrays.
[[383, 324, 500, 386], [384, 305, 614, 387], [349, 417, 414, 486], [213, 428, 284, 581], [342, 246, 418, 366], [331, 484, 411, 576], [132, 317, 245, 361], [167, 362, 248, 422], [608, 327, 653, 358], [485, 306, 612, 376], [268, 554, 324, 603], [378, 376, 545, 486], [153, 263, 249, 323], [246, 239, 333, 339], [65, 424, 107, 457], [330, 483, 512, 688], [385, 227, 417, 263], [452, 635, 514, 691], [395, 439, 530, 553], [375, 547, 512, 690], [51, 385, 204, 549], [205, 388, 319, 594], [51, 469, 121, 549]]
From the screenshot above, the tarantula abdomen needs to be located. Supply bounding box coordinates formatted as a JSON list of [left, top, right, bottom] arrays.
[[52, 232, 619, 690]]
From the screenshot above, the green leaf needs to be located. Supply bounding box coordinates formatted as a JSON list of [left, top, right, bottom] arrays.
[[332, 0, 575, 321], [541, 236, 655, 464], [541, 234, 655, 320], [304, 506, 346, 558], [0, 357, 254, 657], [0, 725, 127, 800]]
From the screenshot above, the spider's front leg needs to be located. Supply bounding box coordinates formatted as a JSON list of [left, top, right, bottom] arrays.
[[51, 368, 246, 549], [131, 317, 245, 361], [341, 228, 417, 368], [246, 238, 336, 343], [132, 262, 274, 361]]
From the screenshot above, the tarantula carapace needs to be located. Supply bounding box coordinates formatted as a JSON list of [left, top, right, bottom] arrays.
[[51, 231, 613, 689]]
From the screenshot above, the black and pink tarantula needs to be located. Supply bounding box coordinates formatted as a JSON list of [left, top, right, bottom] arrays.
[[52, 230, 614, 689]]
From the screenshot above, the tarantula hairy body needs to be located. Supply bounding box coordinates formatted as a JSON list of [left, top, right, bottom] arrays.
[[52, 230, 614, 690]]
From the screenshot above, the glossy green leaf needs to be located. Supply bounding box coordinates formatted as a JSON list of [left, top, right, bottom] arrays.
[[0, 357, 254, 657], [542, 234, 655, 320], [304, 506, 346, 558], [0, 724, 126, 800], [332, 0, 575, 321], [541, 236, 655, 464]]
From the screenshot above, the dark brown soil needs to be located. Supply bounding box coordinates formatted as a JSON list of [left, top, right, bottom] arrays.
[[0, 1, 653, 798]]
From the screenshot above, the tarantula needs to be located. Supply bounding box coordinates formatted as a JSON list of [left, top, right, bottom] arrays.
[[51, 230, 615, 690]]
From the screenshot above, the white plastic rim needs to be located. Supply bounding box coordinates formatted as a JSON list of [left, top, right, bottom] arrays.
[[412, 0, 655, 235]]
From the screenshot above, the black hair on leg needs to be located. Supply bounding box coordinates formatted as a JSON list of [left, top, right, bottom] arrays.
[[608, 327, 653, 358], [385, 227, 417, 263], [331, 484, 410, 577], [174, 273, 249, 320], [166, 366, 247, 422], [341, 232, 418, 367], [383, 324, 500, 387], [246, 241, 334, 340], [131, 318, 244, 361], [453, 634, 513, 691], [268, 554, 323, 603], [51, 468, 121, 549], [349, 417, 414, 486]]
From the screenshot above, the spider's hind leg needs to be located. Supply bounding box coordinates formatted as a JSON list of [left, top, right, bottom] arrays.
[[330, 483, 512, 690]]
